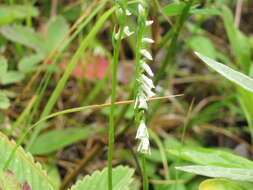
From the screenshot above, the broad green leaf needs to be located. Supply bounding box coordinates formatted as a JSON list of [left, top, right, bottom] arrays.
[[189, 36, 216, 59], [70, 166, 134, 190], [0, 132, 57, 190], [18, 54, 44, 73], [1, 71, 25, 85], [167, 146, 253, 169], [199, 179, 246, 190], [45, 16, 69, 51], [0, 169, 22, 190], [222, 6, 251, 73], [195, 52, 253, 93], [0, 25, 49, 55], [29, 128, 96, 155], [176, 165, 253, 182], [0, 5, 39, 26], [0, 57, 7, 76], [0, 92, 10, 109]]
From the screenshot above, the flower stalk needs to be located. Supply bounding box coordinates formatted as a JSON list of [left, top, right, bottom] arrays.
[[108, 2, 134, 190], [133, 1, 156, 190]]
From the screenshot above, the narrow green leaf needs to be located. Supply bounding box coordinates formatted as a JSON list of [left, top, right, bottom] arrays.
[[237, 87, 253, 138], [167, 145, 253, 169], [189, 36, 216, 59], [29, 128, 97, 155], [0, 132, 57, 190], [191, 9, 220, 15], [221, 6, 251, 73], [162, 2, 219, 16], [176, 165, 253, 182], [70, 166, 134, 190], [195, 52, 253, 93]]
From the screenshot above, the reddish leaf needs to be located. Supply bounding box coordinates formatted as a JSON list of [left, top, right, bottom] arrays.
[[72, 55, 109, 80]]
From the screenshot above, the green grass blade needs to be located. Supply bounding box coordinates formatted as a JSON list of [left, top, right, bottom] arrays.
[[221, 6, 251, 73]]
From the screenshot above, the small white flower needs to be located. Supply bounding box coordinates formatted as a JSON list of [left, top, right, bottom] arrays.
[[137, 137, 151, 154], [146, 20, 154, 26], [142, 37, 154, 44], [136, 120, 149, 139], [118, 8, 123, 14], [123, 26, 134, 37], [126, 9, 132, 16], [141, 74, 155, 89], [138, 97, 148, 110], [134, 93, 148, 110], [141, 60, 154, 77], [140, 49, 153, 60], [138, 4, 145, 15], [141, 83, 155, 98]]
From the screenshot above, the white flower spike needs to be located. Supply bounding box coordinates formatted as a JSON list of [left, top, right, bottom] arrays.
[[140, 49, 153, 60], [142, 38, 154, 44], [136, 120, 149, 139], [141, 60, 154, 77], [137, 137, 151, 154]]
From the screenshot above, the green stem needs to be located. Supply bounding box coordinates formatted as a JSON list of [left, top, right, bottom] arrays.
[[142, 155, 148, 190], [108, 26, 124, 190], [134, 20, 145, 98]]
